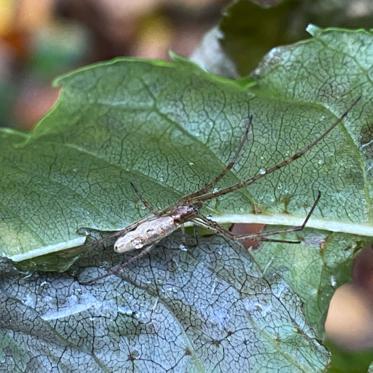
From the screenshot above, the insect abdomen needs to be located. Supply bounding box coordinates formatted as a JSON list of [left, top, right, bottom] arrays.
[[114, 216, 178, 253]]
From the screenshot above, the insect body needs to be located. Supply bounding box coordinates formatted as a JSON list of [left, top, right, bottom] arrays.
[[114, 204, 199, 253]]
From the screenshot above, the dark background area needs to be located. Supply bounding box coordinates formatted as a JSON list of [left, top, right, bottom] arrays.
[[0, 0, 228, 129]]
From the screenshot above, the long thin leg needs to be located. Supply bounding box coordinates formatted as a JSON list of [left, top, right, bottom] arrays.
[[232, 191, 321, 241], [260, 237, 301, 244], [185, 115, 252, 200], [194, 214, 300, 244], [130, 181, 158, 214], [81, 244, 155, 284], [196, 97, 361, 203], [194, 215, 235, 239]]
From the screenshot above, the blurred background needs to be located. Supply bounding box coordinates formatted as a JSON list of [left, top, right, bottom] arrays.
[[0, 0, 372, 368], [0, 0, 229, 129], [2, 0, 373, 130]]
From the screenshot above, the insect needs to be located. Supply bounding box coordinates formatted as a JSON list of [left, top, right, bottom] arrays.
[[80, 97, 361, 283]]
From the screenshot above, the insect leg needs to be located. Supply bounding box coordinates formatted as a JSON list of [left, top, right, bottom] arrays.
[[80, 244, 156, 284], [197, 96, 361, 202], [193, 214, 235, 239], [260, 237, 301, 244], [185, 115, 252, 200], [130, 181, 159, 215], [193, 215, 300, 246], [232, 191, 321, 241]]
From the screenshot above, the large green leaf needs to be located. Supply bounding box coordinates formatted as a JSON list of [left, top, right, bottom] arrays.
[[0, 27, 372, 262], [0, 234, 329, 372]]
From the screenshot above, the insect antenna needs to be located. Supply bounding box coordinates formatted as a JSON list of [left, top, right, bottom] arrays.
[[196, 96, 361, 203]]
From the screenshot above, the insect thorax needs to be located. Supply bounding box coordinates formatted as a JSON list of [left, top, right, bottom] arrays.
[[172, 204, 200, 223]]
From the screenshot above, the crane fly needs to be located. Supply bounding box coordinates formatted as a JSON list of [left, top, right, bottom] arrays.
[[79, 97, 361, 283]]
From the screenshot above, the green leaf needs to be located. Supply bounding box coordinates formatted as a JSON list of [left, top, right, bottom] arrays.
[[326, 341, 373, 373], [219, 0, 373, 75], [0, 234, 329, 371], [253, 230, 368, 336], [0, 27, 372, 262], [220, 0, 298, 75]]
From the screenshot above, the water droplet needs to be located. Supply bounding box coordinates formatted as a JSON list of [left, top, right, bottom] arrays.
[[254, 303, 273, 316], [179, 244, 188, 252], [165, 285, 178, 294], [118, 306, 136, 316], [318, 159, 324, 165], [258, 168, 266, 175], [134, 311, 148, 323], [210, 281, 217, 295], [330, 275, 337, 287], [22, 294, 36, 307], [73, 288, 83, 296], [189, 161, 194, 166]]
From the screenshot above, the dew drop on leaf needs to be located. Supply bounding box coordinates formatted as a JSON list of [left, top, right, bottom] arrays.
[[330, 276, 337, 287], [118, 306, 135, 316]]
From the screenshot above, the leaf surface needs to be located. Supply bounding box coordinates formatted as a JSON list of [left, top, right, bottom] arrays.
[[253, 230, 368, 335], [0, 234, 329, 372]]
